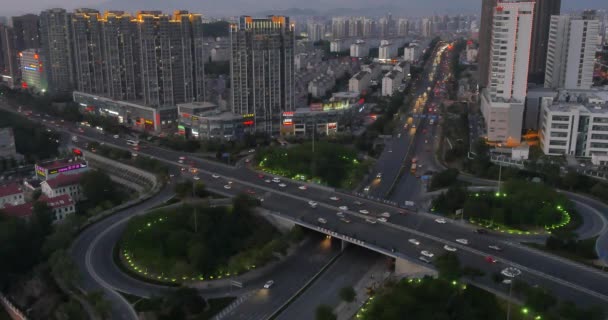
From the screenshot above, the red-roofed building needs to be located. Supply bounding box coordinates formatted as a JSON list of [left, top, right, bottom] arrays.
[[0, 182, 25, 209], [2, 194, 76, 222], [41, 173, 85, 201]]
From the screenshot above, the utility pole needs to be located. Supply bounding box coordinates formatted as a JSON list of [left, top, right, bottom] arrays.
[[192, 179, 197, 233], [497, 162, 503, 193]]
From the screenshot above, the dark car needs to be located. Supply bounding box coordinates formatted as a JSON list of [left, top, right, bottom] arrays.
[[476, 229, 488, 234]]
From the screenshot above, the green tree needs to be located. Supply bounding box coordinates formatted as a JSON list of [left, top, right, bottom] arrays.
[[434, 252, 461, 280], [88, 291, 111, 320], [55, 298, 86, 320], [339, 286, 356, 303], [175, 182, 193, 199], [315, 304, 337, 320], [430, 168, 460, 190], [562, 170, 580, 190], [194, 182, 207, 197], [50, 249, 79, 287], [81, 170, 120, 206]]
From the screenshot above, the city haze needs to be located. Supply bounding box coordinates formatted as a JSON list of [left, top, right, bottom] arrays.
[[2, 0, 607, 16]]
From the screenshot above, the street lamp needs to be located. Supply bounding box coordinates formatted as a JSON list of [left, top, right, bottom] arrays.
[[501, 267, 522, 320]]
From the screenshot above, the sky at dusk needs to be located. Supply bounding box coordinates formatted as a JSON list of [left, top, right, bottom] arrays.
[[1, 0, 607, 17]]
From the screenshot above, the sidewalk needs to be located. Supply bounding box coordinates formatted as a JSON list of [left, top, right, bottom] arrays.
[[333, 261, 390, 320]]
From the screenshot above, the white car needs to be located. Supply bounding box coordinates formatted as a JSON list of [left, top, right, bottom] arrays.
[[278, 183, 287, 188], [299, 185, 308, 190], [340, 218, 351, 223], [193, 176, 200, 181], [264, 179, 271, 183], [272, 178, 281, 183], [359, 210, 369, 215], [488, 245, 503, 251], [113, 134, 119, 139], [330, 196, 340, 201], [380, 212, 391, 218], [224, 185, 231, 189], [179, 156, 186, 160], [408, 239, 420, 246], [212, 174, 220, 179], [366, 218, 377, 224], [435, 218, 447, 224], [178, 160, 184, 164], [249, 149, 256, 153], [264, 280, 274, 289], [455, 239, 469, 245], [364, 186, 370, 192], [421, 250, 434, 258], [443, 245, 457, 252], [308, 201, 318, 208], [378, 217, 387, 223], [336, 212, 345, 218], [318, 218, 327, 224], [339, 206, 349, 211]]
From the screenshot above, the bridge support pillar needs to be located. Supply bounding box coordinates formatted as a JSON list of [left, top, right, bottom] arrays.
[[341, 239, 350, 251], [394, 257, 437, 279]]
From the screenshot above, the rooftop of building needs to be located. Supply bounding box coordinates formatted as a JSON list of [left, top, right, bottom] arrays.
[[177, 101, 219, 114], [546, 102, 608, 115], [384, 70, 403, 79], [36, 158, 87, 171], [2, 194, 74, 219], [43, 173, 83, 189], [0, 182, 23, 198], [332, 91, 360, 99], [352, 71, 370, 80]]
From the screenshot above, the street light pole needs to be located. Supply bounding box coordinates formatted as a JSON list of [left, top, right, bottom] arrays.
[[498, 162, 503, 193], [506, 280, 513, 320]]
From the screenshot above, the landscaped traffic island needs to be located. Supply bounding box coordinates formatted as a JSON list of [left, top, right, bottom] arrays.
[[255, 141, 371, 189], [432, 180, 573, 234], [119, 195, 294, 283]]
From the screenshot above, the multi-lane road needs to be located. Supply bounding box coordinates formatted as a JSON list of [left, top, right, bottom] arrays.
[[61, 125, 608, 309]]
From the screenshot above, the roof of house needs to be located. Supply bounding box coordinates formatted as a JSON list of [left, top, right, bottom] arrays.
[[0, 182, 23, 198], [44, 173, 83, 189], [2, 194, 74, 219]]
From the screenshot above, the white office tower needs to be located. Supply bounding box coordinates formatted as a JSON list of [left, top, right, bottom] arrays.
[[480, 1, 535, 145], [544, 12, 600, 90]]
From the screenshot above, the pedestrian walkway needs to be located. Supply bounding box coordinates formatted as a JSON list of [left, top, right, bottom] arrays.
[[333, 261, 390, 320], [212, 291, 255, 320]]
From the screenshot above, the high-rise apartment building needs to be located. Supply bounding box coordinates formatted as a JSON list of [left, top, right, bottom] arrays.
[[102, 11, 140, 101], [307, 21, 324, 42], [421, 18, 433, 37], [39, 8, 74, 93], [544, 12, 599, 90], [11, 14, 40, 51], [478, 0, 498, 88], [230, 16, 295, 133], [397, 19, 409, 36], [0, 24, 18, 88], [528, 0, 561, 81], [137, 10, 205, 107], [480, 1, 535, 144], [71, 9, 106, 95], [331, 17, 348, 38]]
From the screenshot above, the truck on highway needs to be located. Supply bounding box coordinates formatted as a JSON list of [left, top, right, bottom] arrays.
[[411, 163, 417, 174]]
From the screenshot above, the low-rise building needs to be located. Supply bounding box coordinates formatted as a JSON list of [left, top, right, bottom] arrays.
[[382, 70, 404, 96], [349, 71, 371, 94], [2, 194, 76, 222], [350, 40, 368, 58], [35, 157, 89, 181], [177, 102, 252, 140], [0, 182, 25, 209], [403, 44, 420, 62], [280, 100, 362, 136], [540, 101, 608, 157], [41, 173, 84, 202], [73, 92, 177, 134]]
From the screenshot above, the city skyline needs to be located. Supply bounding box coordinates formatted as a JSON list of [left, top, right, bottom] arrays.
[[2, 0, 607, 17]]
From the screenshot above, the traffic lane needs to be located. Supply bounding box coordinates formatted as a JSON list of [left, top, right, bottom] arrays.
[[572, 199, 606, 239], [276, 246, 382, 320], [73, 119, 608, 300], [225, 236, 340, 320]]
